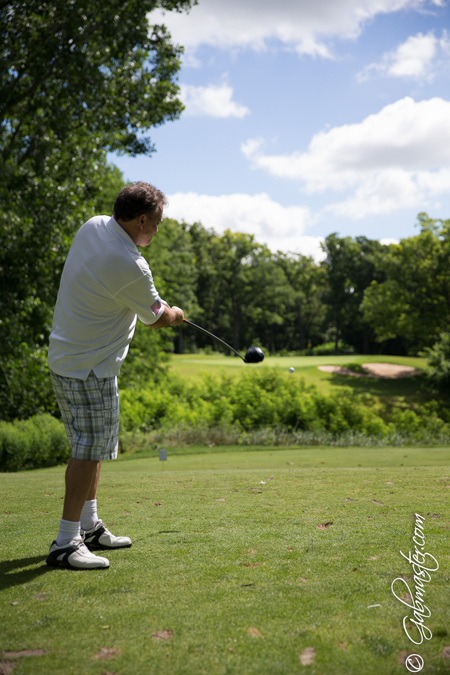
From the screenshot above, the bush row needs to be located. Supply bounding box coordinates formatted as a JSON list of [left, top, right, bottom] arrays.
[[2, 368, 448, 472], [0, 414, 70, 472], [120, 368, 448, 441]]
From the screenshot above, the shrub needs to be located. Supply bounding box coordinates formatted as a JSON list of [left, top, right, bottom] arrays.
[[0, 414, 70, 472], [298, 341, 355, 356], [0, 345, 58, 422], [120, 367, 450, 446], [423, 332, 450, 392], [120, 369, 391, 437]]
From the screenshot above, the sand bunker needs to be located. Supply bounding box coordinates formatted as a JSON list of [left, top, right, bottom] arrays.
[[318, 362, 422, 379]]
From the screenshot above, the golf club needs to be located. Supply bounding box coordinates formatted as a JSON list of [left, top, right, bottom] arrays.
[[183, 319, 264, 364]]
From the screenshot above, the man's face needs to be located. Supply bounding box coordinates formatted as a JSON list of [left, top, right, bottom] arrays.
[[138, 204, 163, 246]]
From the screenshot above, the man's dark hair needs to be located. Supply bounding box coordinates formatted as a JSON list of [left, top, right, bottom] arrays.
[[113, 182, 167, 221]]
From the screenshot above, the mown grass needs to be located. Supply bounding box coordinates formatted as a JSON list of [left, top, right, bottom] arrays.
[[169, 353, 426, 384], [169, 353, 427, 403], [1, 447, 450, 675], [115, 445, 450, 469]]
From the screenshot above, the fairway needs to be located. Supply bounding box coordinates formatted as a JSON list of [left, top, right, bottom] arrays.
[[169, 353, 427, 398], [1, 447, 450, 675], [169, 353, 426, 376]]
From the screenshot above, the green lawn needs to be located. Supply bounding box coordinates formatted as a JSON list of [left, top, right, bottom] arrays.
[[1, 447, 450, 675], [116, 445, 450, 470], [169, 353, 427, 398]]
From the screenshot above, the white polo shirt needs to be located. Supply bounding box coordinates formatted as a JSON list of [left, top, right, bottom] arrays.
[[48, 215, 164, 379]]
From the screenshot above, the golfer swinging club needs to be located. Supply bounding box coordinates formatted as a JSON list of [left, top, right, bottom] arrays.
[[46, 182, 184, 570]]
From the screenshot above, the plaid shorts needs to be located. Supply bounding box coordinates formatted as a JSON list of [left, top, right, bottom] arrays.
[[49, 369, 119, 461]]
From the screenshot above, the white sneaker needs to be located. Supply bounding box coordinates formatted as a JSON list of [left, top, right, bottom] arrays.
[[81, 519, 132, 550], [46, 536, 110, 570]]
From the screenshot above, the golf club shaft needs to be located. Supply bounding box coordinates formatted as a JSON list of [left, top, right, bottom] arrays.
[[183, 319, 245, 361]]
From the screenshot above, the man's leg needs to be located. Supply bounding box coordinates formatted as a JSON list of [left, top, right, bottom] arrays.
[[53, 458, 101, 547], [47, 457, 109, 569], [81, 460, 132, 550], [79, 462, 102, 531], [62, 458, 100, 521], [87, 461, 101, 501]]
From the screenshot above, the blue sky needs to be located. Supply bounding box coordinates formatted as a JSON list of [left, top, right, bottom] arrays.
[[109, 0, 450, 260]]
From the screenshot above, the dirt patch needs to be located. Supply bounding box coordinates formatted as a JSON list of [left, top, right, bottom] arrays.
[[299, 647, 316, 665], [247, 627, 264, 638], [94, 648, 120, 661], [318, 363, 422, 379], [152, 630, 173, 640]]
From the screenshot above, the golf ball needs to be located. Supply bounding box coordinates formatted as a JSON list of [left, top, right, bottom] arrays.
[[289, 367, 295, 373]]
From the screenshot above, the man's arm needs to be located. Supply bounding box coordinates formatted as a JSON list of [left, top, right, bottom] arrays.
[[146, 304, 184, 328]]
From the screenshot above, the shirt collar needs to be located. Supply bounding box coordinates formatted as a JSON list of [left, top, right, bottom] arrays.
[[106, 216, 138, 253]]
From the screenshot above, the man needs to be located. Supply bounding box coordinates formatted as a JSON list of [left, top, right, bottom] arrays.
[[46, 182, 184, 570]]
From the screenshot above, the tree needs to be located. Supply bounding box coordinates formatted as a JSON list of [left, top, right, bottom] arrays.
[[93, 164, 128, 217], [321, 234, 387, 354], [121, 217, 200, 386], [321, 234, 361, 354], [339, 236, 387, 354], [188, 226, 288, 355], [275, 253, 326, 351], [423, 333, 450, 392], [361, 214, 450, 354], [188, 227, 256, 352], [1, 0, 194, 164], [0, 0, 195, 419]]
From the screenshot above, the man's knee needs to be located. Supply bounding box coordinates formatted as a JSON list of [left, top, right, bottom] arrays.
[[66, 458, 101, 473]]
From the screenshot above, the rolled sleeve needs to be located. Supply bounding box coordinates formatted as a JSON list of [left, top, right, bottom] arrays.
[[114, 270, 164, 325]]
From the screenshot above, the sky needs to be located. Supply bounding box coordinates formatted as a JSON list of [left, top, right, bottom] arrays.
[[109, 0, 450, 261]]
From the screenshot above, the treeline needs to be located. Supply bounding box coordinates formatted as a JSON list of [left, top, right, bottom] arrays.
[[2, 181, 450, 421], [138, 212, 450, 360]]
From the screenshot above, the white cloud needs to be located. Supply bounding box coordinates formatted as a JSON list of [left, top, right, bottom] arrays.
[[180, 83, 250, 118], [380, 238, 400, 245], [150, 0, 443, 61], [441, 29, 450, 55], [358, 31, 440, 81], [242, 97, 450, 217], [163, 191, 324, 260], [388, 32, 437, 77], [327, 167, 450, 218]]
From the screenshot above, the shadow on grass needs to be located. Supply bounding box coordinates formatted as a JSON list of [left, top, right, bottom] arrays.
[[326, 374, 426, 399], [0, 555, 54, 591]]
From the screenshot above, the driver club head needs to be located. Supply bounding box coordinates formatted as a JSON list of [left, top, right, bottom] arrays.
[[244, 346, 265, 363]]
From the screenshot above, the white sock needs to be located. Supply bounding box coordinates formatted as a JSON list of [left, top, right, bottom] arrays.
[[80, 499, 99, 531], [56, 519, 81, 547]]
